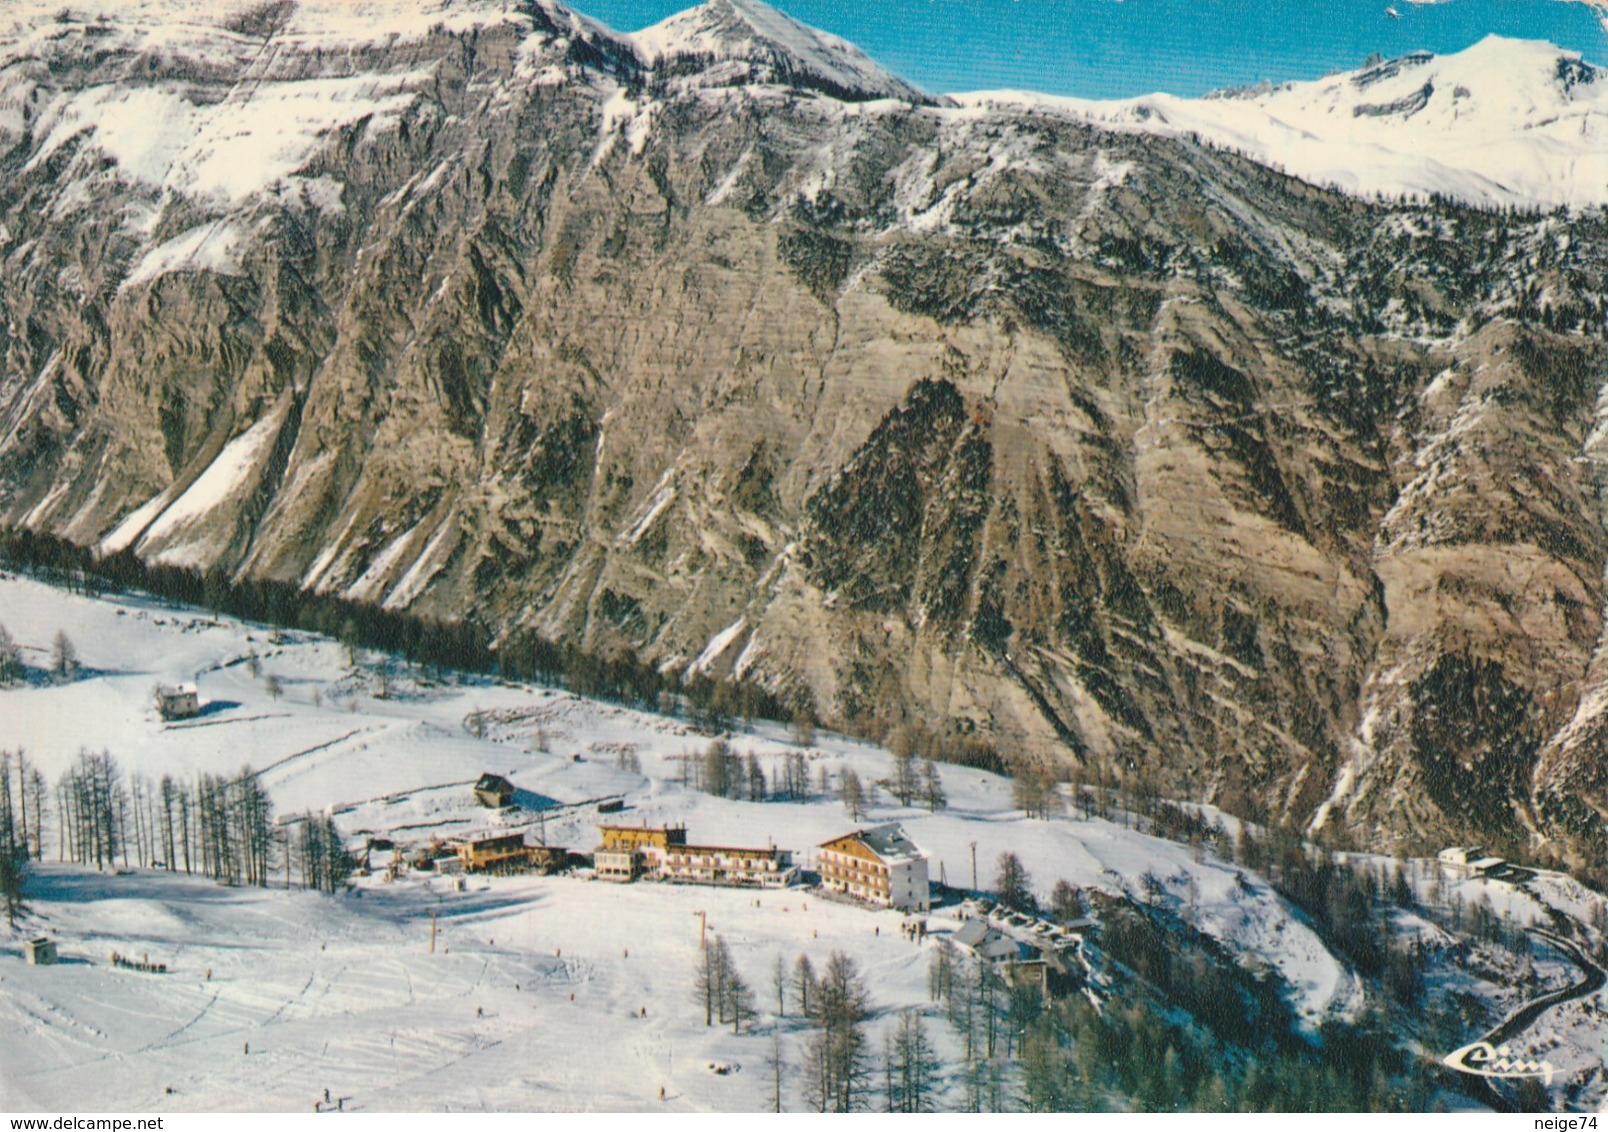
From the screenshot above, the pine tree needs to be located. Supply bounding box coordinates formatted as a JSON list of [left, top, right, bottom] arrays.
[[0, 622, 21, 684], [1390, 863, 1414, 908], [892, 748, 918, 806], [0, 820, 26, 927], [791, 706, 816, 747], [697, 936, 732, 1027], [1019, 1017, 1069, 1112], [806, 952, 873, 1112], [51, 629, 77, 679], [887, 1008, 938, 1112], [928, 938, 955, 1004], [921, 761, 947, 812], [724, 966, 756, 1033], [840, 769, 866, 822], [296, 812, 351, 893], [1050, 879, 1084, 922], [24, 766, 47, 861], [1194, 1070, 1233, 1112], [769, 1031, 787, 1113], [882, 1029, 898, 1113], [794, 953, 817, 1020], [0, 752, 27, 926], [994, 852, 1035, 912], [1012, 764, 1060, 820], [702, 739, 740, 799], [783, 751, 810, 801]]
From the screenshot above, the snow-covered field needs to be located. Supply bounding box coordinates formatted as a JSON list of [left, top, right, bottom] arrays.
[[0, 570, 1598, 1110], [1, 865, 946, 1112]]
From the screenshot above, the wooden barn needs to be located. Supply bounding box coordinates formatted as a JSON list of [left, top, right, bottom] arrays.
[[449, 832, 528, 871], [473, 773, 516, 809], [446, 833, 569, 875]]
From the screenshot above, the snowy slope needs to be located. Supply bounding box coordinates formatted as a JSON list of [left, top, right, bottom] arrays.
[[0, 0, 537, 44], [955, 36, 1608, 208], [0, 571, 1356, 1023], [3, 572, 1606, 1109], [630, 0, 928, 103], [0, 1, 534, 208]]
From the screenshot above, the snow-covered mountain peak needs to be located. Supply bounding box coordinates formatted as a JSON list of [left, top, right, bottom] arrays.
[[629, 0, 928, 104], [0, 0, 628, 212], [955, 36, 1608, 209]]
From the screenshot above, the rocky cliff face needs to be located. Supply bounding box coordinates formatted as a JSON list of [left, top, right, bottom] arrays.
[[3, 0, 1607, 863]]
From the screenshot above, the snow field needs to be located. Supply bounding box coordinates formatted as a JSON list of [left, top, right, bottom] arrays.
[[954, 36, 1608, 209], [0, 863, 949, 1111], [11, 569, 1603, 1110]]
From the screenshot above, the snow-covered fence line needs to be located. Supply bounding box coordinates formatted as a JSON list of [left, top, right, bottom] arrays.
[[162, 712, 289, 731], [251, 727, 374, 779], [110, 949, 167, 974]]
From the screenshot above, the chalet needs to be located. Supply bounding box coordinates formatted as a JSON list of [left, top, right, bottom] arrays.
[[592, 824, 795, 888], [23, 938, 57, 966], [954, 918, 1074, 999], [817, 824, 930, 912], [660, 844, 797, 888], [594, 824, 681, 882], [595, 845, 644, 883], [156, 683, 199, 721], [1438, 847, 1506, 880], [473, 774, 516, 809], [954, 919, 1030, 963], [448, 832, 530, 872], [598, 824, 688, 855]]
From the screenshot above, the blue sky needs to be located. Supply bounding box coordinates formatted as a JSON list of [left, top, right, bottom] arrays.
[[566, 0, 1608, 98]]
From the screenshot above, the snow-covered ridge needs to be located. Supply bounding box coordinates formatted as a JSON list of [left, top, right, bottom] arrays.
[[0, 0, 527, 211], [952, 36, 1608, 209], [0, 0, 538, 44], [0, 0, 932, 293], [630, 0, 928, 103]]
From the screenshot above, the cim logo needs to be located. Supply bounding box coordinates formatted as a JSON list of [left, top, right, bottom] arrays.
[[1442, 1041, 1556, 1085]]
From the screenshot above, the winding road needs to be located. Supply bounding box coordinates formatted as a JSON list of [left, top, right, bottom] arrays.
[[1450, 923, 1605, 1113]]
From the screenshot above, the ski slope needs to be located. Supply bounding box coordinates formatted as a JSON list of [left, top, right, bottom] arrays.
[[0, 568, 1390, 1110]]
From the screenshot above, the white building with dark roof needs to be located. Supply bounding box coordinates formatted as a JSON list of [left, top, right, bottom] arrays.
[[817, 823, 929, 911], [156, 683, 199, 721], [1437, 846, 1506, 880]]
